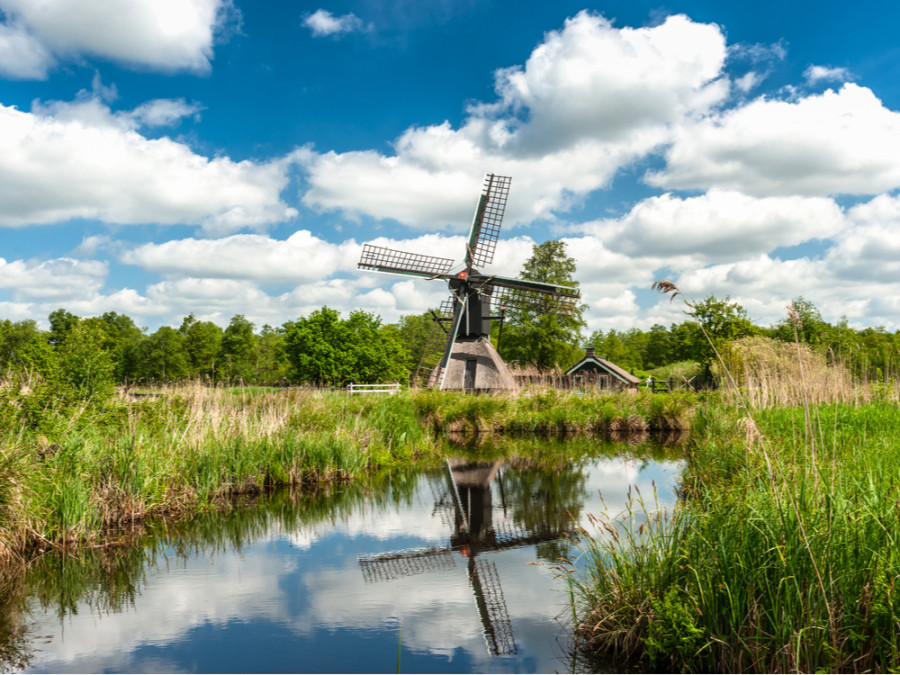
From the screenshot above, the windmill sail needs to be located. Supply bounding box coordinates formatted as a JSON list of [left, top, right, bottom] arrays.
[[470, 557, 517, 656], [413, 297, 455, 388], [486, 275, 580, 316], [358, 244, 455, 278], [359, 546, 456, 583], [466, 174, 511, 269]]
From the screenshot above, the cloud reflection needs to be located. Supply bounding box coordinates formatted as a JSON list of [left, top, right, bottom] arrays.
[[25, 456, 683, 673]]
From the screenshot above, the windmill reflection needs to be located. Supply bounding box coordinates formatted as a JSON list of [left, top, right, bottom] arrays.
[[358, 459, 574, 657]]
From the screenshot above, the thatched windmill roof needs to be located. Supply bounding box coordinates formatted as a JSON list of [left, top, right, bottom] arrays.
[[430, 336, 517, 391]]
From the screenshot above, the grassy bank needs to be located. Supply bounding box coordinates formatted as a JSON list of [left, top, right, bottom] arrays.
[[569, 396, 900, 673], [0, 381, 694, 560], [0, 384, 434, 560], [411, 387, 697, 434]]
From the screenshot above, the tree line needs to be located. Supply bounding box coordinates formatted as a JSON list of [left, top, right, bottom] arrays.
[[1, 295, 897, 392], [0, 306, 418, 394], [1, 241, 897, 392], [588, 296, 900, 384]]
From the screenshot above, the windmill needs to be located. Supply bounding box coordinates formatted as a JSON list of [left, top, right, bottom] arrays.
[[357, 173, 581, 390], [358, 459, 571, 656]]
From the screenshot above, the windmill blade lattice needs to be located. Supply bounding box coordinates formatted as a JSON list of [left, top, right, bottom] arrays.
[[412, 296, 456, 388], [467, 174, 511, 269], [359, 547, 456, 583], [487, 281, 580, 316], [358, 244, 455, 278], [470, 557, 517, 656]]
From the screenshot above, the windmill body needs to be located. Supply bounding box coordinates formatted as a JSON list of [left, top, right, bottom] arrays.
[[357, 173, 581, 390]]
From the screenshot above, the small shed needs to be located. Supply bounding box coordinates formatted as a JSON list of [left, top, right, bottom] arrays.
[[565, 347, 641, 389]]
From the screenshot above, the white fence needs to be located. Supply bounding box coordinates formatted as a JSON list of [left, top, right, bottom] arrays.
[[347, 383, 401, 395]]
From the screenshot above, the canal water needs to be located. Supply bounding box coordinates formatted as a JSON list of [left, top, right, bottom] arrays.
[[12, 437, 684, 673]]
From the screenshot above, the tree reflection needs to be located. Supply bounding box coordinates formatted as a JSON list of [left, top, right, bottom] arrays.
[[0, 569, 31, 673]]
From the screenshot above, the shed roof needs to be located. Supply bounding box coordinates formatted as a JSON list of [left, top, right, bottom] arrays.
[[564, 347, 641, 385]]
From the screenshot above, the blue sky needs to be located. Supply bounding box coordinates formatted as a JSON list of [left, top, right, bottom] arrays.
[[2, 0, 900, 333]]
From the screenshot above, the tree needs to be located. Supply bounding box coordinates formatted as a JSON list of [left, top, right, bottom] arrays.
[[284, 307, 409, 386], [99, 312, 145, 382], [644, 324, 673, 369], [48, 308, 80, 347], [56, 322, 116, 400], [138, 326, 189, 382], [284, 307, 347, 386], [772, 297, 827, 345], [499, 240, 586, 371], [219, 315, 257, 383], [690, 296, 756, 342], [588, 329, 627, 366], [254, 324, 289, 384], [0, 319, 43, 372], [180, 314, 223, 380], [687, 295, 757, 375], [395, 312, 434, 375], [345, 311, 409, 384]]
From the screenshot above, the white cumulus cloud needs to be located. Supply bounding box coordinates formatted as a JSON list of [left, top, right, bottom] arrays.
[[303, 9, 369, 37], [0, 0, 238, 77], [299, 11, 729, 230], [804, 64, 851, 84], [0, 16, 52, 78], [0, 257, 107, 301], [592, 190, 845, 262], [0, 99, 297, 232], [128, 99, 204, 128], [122, 231, 361, 283], [648, 83, 900, 197]]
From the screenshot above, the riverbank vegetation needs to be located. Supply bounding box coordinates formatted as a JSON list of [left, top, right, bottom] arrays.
[[567, 297, 900, 672], [571, 401, 900, 672], [0, 380, 694, 562]]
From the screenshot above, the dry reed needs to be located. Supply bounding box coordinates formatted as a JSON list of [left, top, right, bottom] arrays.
[[717, 335, 900, 407]]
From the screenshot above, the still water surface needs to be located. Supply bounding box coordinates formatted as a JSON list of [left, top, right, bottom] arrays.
[[19, 438, 684, 673]]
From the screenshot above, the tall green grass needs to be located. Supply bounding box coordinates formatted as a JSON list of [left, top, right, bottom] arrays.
[[0, 380, 694, 556], [0, 385, 446, 552], [568, 291, 900, 671], [409, 388, 696, 434]]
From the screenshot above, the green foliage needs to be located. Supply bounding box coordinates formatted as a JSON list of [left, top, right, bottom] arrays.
[[179, 314, 223, 380], [284, 306, 408, 386], [254, 325, 289, 384], [0, 318, 55, 378], [647, 360, 702, 383], [55, 322, 116, 401], [47, 308, 79, 347], [644, 586, 705, 664], [284, 306, 347, 386], [499, 240, 586, 371], [98, 312, 145, 382], [395, 312, 434, 373], [138, 326, 190, 382], [219, 314, 257, 383], [346, 311, 409, 383], [687, 295, 757, 374], [9, 294, 900, 391], [571, 402, 900, 672]]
